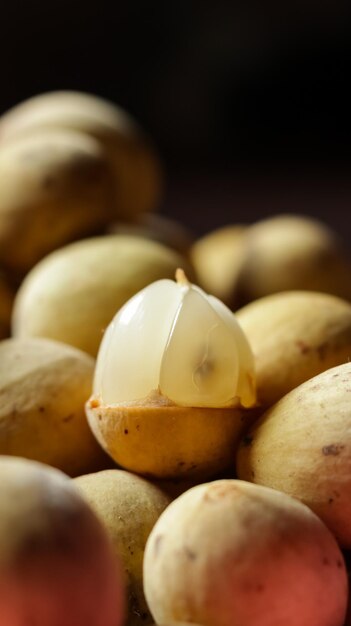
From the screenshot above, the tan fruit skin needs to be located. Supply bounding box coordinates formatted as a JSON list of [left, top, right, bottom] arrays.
[[236, 290, 351, 408], [86, 398, 252, 480], [109, 213, 194, 256], [0, 275, 14, 339], [0, 90, 162, 220], [0, 457, 124, 626], [12, 235, 193, 357], [190, 225, 247, 307], [144, 480, 347, 626], [74, 469, 171, 626], [0, 129, 114, 278], [233, 214, 351, 306], [237, 362, 351, 548], [0, 338, 111, 476]]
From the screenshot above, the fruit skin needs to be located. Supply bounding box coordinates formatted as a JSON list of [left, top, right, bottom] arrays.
[[190, 225, 247, 307], [237, 362, 351, 548], [236, 290, 351, 408], [74, 469, 171, 626], [0, 273, 14, 339], [233, 214, 351, 306], [0, 337, 111, 476], [0, 456, 125, 626], [12, 235, 193, 357], [143, 479, 347, 626], [109, 213, 193, 256], [0, 90, 162, 220], [0, 128, 114, 279], [86, 397, 260, 480]]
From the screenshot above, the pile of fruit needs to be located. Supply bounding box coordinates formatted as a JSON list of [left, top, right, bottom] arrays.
[[0, 90, 351, 626]]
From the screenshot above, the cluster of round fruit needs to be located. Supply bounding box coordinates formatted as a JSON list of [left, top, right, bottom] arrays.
[[1, 90, 351, 626]]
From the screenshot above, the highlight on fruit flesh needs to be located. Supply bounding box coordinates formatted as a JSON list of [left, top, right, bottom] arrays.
[[94, 269, 256, 409]]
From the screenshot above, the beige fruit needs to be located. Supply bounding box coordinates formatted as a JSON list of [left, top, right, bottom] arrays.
[[237, 362, 351, 548], [0, 456, 124, 626], [12, 235, 192, 356], [74, 469, 171, 626], [233, 214, 351, 306], [236, 290, 351, 408], [0, 337, 111, 476], [0, 128, 114, 278], [143, 480, 347, 626], [109, 213, 193, 255], [0, 90, 162, 219], [190, 225, 247, 307], [0, 273, 14, 339]]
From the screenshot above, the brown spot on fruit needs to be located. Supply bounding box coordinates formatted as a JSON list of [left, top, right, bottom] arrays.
[[62, 413, 74, 423], [322, 444, 345, 456], [184, 546, 197, 560], [296, 340, 310, 355], [242, 435, 253, 447]]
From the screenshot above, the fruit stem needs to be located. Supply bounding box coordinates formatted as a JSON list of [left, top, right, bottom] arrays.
[[175, 268, 190, 286]]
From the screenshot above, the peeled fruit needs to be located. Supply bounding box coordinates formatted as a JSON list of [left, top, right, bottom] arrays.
[[236, 290, 351, 408], [237, 362, 351, 548], [0, 337, 111, 476], [0, 90, 162, 219], [0, 456, 125, 626], [74, 469, 171, 626], [190, 225, 247, 307], [233, 214, 351, 305], [143, 480, 347, 626], [86, 270, 256, 479], [12, 235, 191, 357], [0, 128, 114, 278], [0, 273, 14, 339]]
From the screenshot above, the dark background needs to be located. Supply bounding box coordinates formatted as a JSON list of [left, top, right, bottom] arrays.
[[1, 1, 351, 237]]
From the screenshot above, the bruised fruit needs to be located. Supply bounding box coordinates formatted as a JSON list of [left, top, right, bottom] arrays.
[[0, 456, 125, 626], [143, 480, 347, 626], [74, 469, 171, 626]]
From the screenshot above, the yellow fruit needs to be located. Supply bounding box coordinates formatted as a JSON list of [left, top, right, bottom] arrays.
[[12, 235, 192, 357], [0, 337, 111, 476], [233, 214, 351, 305], [0, 456, 125, 626], [236, 290, 351, 407], [74, 469, 171, 626], [0, 90, 162, 219], [0, 128, 114, 277], [190, 225, 247, 307], [109, 213, 193, 256], [237, 363, 351, 548], [143, 480, 347, 626], [86, 398, 250, 480]]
